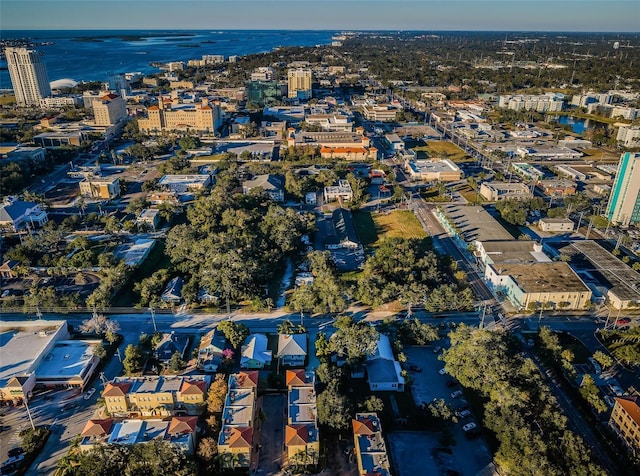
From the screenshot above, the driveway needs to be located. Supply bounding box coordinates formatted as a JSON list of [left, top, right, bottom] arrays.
[[256, 393, 285, 475]]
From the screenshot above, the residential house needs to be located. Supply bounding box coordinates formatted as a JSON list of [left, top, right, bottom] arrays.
[[242, 174, 285, 202], [218, 371, 259, 470], [366, 334, 405, 392], [277, 334, 307, 367], [0, 260, 20, 279], [162, 276, 184, 303], [240, 334, 272, 369], [609, 397, 640, 454], [101, 375, 209, 417], [136, 209, 161, 230], [323, 180, 353, 203], [80, 416, 198, 455], [0, 199, 48, 232], [325, 208, 361, 250], [154, 332, 189, 363], [286, 370, 319, 466], [352, 413, 391, 476], [197, 329, 227, 372]]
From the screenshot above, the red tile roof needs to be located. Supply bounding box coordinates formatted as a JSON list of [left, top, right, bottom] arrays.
[[81, 419, 113, 437], [102, 382, 130, 397], [100, 93, 119, 100], [168, 416, 198, 435], [180, 379, 206, 395], [285, 424, 309, 445], [352, 417, 377, 435], [614, 397, 640, 427], [226, 427, 253, 448]]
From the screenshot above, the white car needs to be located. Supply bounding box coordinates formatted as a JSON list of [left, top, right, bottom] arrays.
[[463, 422, 477, 432], [84, 388, 96, 400], [438, 368, 447, 375]]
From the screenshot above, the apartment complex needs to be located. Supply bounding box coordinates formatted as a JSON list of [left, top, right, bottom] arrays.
[[616, 126, 640, 148], [218, 371, 259, 470], [352, 413, 391, 475], [285, 370, 319, 466], [102, 375, 209, 417], [288, 68, 313, 99], [498, 93, 564, 112], [606, 152, 640, 226], [138, 98, 221, 133], [92, 93, 127, 126], [5, 47, 51, 107], [609, 397, 640, 453]]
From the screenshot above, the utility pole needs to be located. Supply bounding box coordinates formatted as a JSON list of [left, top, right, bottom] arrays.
[[24, 398, 36, 431], [149, 307, 157, 333]]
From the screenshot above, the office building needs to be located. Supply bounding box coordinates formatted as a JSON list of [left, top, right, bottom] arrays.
[[5, 47, 51, 107], [92, 93, 127, 126], [138, 98, 221, 134], [287, 68, 312, 99], [250, 67, 276, 81], [246, 81, 282, 106], [609, 397, 640, 453], [108, 73, 131, 96], [79, 177, 121, 200], [617, 126, 640, 148], [479, 182, 533, 201], [606, 152, 640, 226]]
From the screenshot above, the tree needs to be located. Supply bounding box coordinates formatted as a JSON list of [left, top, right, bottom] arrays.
[[579, 375, 608, 414], [197, 437, 218, 465], [93, 342, 107, 360], [167, 351, 186, 373], [317, 380, 351, 431], [277, 319, 295, 335], [362, 395, 384, 413], [123, 344, 143, 375], [216, 321, 250, 349], [178, 135, 201, 151], [79, 314, 120, 337], [207, 374, 228, 414]]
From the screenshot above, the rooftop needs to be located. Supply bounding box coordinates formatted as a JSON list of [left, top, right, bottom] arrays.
[[442, 204, 514, 242], [407, 158, 460, 174], [36, 340, 100, 379], [497, 262, 590, 293], [109, 375, 208, 395]]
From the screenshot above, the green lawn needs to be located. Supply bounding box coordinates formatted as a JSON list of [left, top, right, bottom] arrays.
[[353, 210, 427, 250], [412, 140, 473, 162]]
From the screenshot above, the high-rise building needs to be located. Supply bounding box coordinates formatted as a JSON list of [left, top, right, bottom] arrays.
[[92, 93, 127, 126], [287, 68, 312, 99], [5, 47, 51, 107], [606, 152, 640, 226], [108, 73, 131, 97]]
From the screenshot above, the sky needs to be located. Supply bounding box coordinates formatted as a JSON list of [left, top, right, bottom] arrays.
[[1, 0, 639, 32]]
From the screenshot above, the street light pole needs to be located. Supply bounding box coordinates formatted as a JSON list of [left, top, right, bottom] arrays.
[[24, 398, 36, 431], [149, 307, 157, 333]]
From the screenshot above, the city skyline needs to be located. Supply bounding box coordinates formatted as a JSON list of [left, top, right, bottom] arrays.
[[2, 0, 639, 32]]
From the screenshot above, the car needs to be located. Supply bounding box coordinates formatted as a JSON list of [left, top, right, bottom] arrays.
[[433, 346, 442, 354], [463, 422, 477, 432], [84, 388, 96, 400], [407, 364, 422, 372], [7, 448, 23, 458], [446, 379, 458, 388], [457, 409, 471, 418], [617, 317, 631, 325], [451, 390, 463, 399], [61, 402, 77, 411], [438, 368, 447, 375], [1, 290, 10, 298]]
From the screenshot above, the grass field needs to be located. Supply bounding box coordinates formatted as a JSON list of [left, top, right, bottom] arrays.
[[354, 210, 427, 249], [581, 148, 620, 162], [0, 94, 16, 106], [413, 140, 472, 162]]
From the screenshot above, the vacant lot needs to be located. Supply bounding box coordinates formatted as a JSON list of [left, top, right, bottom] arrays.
[[354, 210, 427, 248], [413, 140, 472, 162]]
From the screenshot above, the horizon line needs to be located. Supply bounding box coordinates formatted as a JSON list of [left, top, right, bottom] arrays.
[[3, 28, 639, 33]]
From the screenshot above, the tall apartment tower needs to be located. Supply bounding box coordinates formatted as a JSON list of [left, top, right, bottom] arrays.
[[5, 47, 51, 107], [287, 68, 312, 99], [606, 152, 640, 226]]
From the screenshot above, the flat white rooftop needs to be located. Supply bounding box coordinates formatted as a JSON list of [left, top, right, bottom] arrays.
[[37, 340, 98, 379]]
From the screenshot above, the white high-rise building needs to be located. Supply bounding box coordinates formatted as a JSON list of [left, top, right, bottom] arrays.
[[606, 152, 640, 226], [5, 47, 51, 107]]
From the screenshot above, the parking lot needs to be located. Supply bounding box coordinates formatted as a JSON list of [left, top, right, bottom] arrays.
[[389, 344, 496, 476]]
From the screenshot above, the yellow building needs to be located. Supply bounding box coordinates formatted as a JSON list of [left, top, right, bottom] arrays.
[[285, 370, 319, 466], [138, 97, 221, 133], [609, 397, 640, 453], [92, 93, 127, 126], [287, 68, 312, 99], [102, 376, 208, 417], [79, 177, 120, 200], [352, 413, 391, 475]]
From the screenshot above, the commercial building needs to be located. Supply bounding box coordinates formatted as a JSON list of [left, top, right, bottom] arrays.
[[437, 204, 514, 243], [362, 104, 398, 122], [138, 98, 221, 134], [515, 145, 582, 161], [79, 177, 121, 200], [404, 158, 462, 182], [538, 218, 574, 232], [285, 370, 319, 466], [511, 162, 544, 181], [536, 179, 577, 197], [5, 47, 51, 107], [305, 113, 353, 132], [609, 397, 640, 454], [246, 80, 282, 106], [158, 174, 212, 193], [288, 68, 312, 99], [92, 93, 127, 126], [0, 199, 48, 232], [0, 321, 101, 403], [556, 164, 587, 182], [479, 182, 532, 201], [352, 413, 391, 476], [324, 180, 353, 203], [80, 416, 198, 455], [485, 262, 592, 311], [250, 67, 277, 81], [326, 208, 361, 250], [474, 240, 551, 273], [606, 152, 640, 226], [218, 371, 259, 470], [34, 130, 88, 148], [114, 238, 155, 267], [102, 375, 209, 417]]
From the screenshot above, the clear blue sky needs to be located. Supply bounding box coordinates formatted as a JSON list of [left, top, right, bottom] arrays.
[[2, 0, 638, 32]]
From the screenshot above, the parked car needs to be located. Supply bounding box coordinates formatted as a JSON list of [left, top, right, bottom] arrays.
[[84, 388, 96, 400], [407, 364, 422, 372], [457, 409, 471, 418], [451, 390, 463, 399], [463, 422, 477, 432], [433, 346, 442, 354], [7, 448, 23, 458], [438, 368, 447, 375], [446, 379, 458, 387], [617, 317, 631, 325]]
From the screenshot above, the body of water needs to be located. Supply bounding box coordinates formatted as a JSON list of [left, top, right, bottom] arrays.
[[555, 114, 609, 134], [0, 30, 337, 88]]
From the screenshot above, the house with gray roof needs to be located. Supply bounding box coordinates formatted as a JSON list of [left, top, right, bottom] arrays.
[[0, 199, 48, 232], [242, 174, 285, 202]]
